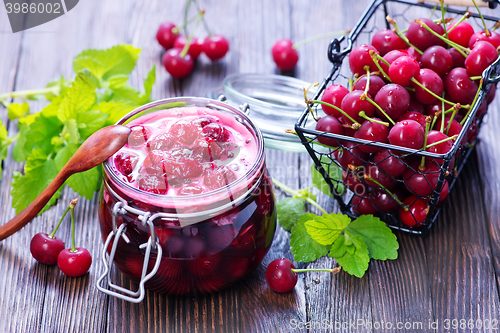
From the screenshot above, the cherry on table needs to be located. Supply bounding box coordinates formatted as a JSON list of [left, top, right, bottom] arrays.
[[162, 48, 194, 79], [265, 258, 298, 293], [57, 248, 92, 277], [173, 36, 203, 60], [203, 34, 230, 61], [271, 39, 299, 71], [30, 233, 65, 265], [156, 22, 179, 49]]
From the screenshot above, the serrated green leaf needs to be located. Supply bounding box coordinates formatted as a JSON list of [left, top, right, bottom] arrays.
[[290, 213, 329, 263], [7, 102, 29, 120], [12, 122, 28, 162], [346, 215, 399, 260], [277, 197, 305, 231], [311, 156, 345, 197], [62, 119, 80, 144], [76, 110, 109, 140], [57, 76, 96, 123], [109, 84, 141, 105], [329, 234, 347, 258], [139, 65, 156, 103], [11, 149, 62, 214], [329, 233, 370, 278], [73, 45, 140, 81], [0, 121, 12, 180], [304, 213, 351, 246], [107, 74, 129, 89], [67, 167, 101, 200], [94, 101, 136, 126], [54, 144, 79, 171], [24, 115, 63, 156]]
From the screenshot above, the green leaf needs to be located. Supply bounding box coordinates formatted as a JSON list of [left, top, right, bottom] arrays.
[[139, 65, 156, 103], [7, 102, 29, 120], [277, 197, 305, 231], [76, 110, 109, 140], [11, 149, 62, 214], [109, 84, 141, 104], [311, 156, 345, 197], [73, 45, 140, 81], [107, 74, 129, 89], [290, 213, 329, 263], [57, 76, 96, 123], [62, 119, 80, 144], [304, 213, 351, 246], [23, 115, 63, 156], [0, 121, 13, 179], [346, 215, 399, 260], [12, 122, 28, 162], [94, 101, 136, 126], [329, 232, 370, 278], [54, 144, 101, 200]]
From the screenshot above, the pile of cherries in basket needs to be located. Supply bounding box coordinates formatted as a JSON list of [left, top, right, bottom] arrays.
[[156, 3, 229, 79], [314, 12, 499, 228]]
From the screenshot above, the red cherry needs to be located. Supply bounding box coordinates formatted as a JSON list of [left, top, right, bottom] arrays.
[[349, 44, 379, 76], [448, 48, 466, 68], [412, 69, 443, 105], [354, 119, 389, 153], [340, 90, 375, 124], [353, 75, 385, 98], [388, 119, 425, 150], [162, 48, 194, 79], [156, 22, 179, 49], [468, 30, 500, 49], [30, 233, 65, 265], [271, 39, 299, 71], [465, 41, 498, 77], [444, 67, 478, 105], [397, 111, 427, 130], [265, 258, 298, 293], [371, 29, 407, 56], [420, 45, 453, 77], [203, 35, 229, 61], [173, 36, 203, 60], [57, 248, 92, 277], [405, 18, 445, 51], [388, 56, 420, 86], [399, 196, 429, 227], [315, 115, 345, 147], [352, 195, 378, 215], [447, 22, 474, 48], [320, 85, 350, 116], [334, 141, 369, 169]]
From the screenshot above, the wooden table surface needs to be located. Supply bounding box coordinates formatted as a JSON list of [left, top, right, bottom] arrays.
[[0, 0, 499, 332]]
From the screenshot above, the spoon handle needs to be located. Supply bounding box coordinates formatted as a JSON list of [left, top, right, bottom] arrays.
[[0, 168, 71, 241]]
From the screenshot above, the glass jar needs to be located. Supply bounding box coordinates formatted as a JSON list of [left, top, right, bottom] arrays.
[[97, 97, 276, 301]]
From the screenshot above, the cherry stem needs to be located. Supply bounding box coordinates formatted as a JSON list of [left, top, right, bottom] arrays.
[[369, 50, 392, 82], [292, 30, 350, 49], [272, 178, 328, 215], [363, 175, 406, 207], [446, 104, 460, 136], [447, 12, 472, 35], [180, 11, 205, 58], [424, 134, 458, 149], [471, 0, 490, 37], [361, 94, 395, 125], [420, 117, 432, 169], [304, 83, 320, 122], [460, 79, 483, 126], [358, 111, 389, 126], [69, 198, 78, 252], [493, 21, 500, 32], [193, 0, 212, 36], [439, 0, 448, 39], [183, 0, 193, 36], [49, 202, 73, 238], [291, 267, 341, 274], [363, 66, 371, 96], [285, 129, 337, 150], [386, 15, 423, 55], [469, 76, 482, 81], [414, 19, 469, 57], [440, 95, 446, 133], [309, 99, 359, 126], [0, 86, 60, 101], [348, 78, 354, 92], [175, 8, 203, 34], [410, 77, 458, 108]]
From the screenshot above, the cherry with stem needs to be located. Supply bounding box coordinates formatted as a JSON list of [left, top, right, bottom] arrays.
[[386, 15, 423, 55]]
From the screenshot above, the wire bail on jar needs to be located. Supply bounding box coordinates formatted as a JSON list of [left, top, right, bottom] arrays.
[[96, 199, 162, 303]]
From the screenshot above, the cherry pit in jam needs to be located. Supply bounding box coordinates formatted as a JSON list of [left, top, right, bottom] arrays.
[[98, 98, 276, 295]]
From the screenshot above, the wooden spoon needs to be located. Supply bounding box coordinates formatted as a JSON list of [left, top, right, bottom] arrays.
[[0, 125, 131, 242]]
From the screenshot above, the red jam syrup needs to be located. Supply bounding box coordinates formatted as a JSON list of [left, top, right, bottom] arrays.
[[99, 105, 276, 295]]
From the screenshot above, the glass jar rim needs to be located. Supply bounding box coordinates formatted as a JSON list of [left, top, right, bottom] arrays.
[[102, 96, 265, 207]]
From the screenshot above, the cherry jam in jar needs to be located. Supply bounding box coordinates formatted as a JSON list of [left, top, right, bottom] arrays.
[[98, 97, 276, 295]]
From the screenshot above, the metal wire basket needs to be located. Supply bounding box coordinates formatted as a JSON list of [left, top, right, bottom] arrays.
[[295, 0, 500, 235]]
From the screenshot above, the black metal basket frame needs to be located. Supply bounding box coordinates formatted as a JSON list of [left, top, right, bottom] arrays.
[[295, 0, 500, 235]]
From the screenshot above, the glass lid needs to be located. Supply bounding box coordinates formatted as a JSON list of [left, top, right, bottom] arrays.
[[207, 73, 321, 152]]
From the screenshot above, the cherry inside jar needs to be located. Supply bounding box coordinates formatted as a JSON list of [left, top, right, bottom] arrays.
[[99, 97, 276, 295]]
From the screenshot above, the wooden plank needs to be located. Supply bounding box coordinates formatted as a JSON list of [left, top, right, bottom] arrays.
[[425, 154, 500, 328]]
